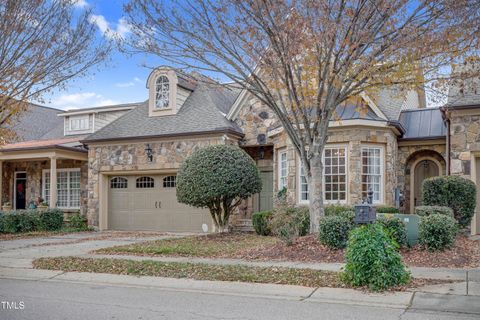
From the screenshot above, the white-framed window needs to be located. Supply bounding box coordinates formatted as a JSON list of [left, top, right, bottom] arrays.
[[361, 146, 384, 203], [42, 169, 81, 209], [298, 146, 348, 204], [155, 75, 170, 109], [69, 115, 90, 131], [278, 150, 288, 190], [299, 163, 309, 202], [324, 147, 347, 202]]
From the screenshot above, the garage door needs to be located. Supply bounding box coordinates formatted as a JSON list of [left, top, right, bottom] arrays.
[[108, 174, 211, 232]]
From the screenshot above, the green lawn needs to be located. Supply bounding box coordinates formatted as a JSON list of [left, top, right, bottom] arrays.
[[33, 256, 343, 288], [95, 233, 279, 257]]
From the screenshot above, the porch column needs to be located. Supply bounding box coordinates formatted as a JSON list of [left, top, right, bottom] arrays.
[[0, 161, 3, 207], [49, 156, 57, 208]]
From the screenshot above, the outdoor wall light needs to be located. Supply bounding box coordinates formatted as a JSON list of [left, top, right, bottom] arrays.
[[145, 144, 153, 162]]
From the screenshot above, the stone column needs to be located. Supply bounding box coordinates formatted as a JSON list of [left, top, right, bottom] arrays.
[[0, 161, 3, 207], [49, 156, 57, 208]]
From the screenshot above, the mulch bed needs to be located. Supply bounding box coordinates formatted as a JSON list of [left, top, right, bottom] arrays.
[[236, 234, 480, 269]]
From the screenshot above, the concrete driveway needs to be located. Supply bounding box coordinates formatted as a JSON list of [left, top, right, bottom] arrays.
[[0, 231, 181, 269]]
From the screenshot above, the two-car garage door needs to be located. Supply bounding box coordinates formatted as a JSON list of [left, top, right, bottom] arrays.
[[108, 174, 211, 232]]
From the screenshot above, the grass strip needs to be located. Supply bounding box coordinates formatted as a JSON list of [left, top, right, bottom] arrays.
[[95, 234, 278, 257], [33, 256, 343, 288]]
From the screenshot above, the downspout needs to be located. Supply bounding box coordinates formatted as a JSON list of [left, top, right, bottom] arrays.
[[440, 106, 451, 175]]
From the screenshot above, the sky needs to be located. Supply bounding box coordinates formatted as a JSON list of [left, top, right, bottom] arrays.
[[44, 0, 159, 111]]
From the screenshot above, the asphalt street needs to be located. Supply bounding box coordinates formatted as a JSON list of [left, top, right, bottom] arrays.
[[0, 278, 478, 320]]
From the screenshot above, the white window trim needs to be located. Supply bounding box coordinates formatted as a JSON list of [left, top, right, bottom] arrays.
[[42, 168, 81, 209], [297, 145, 349, 205], [360, 144, 385, 204], [69, 115, 90, 132], [277, 150, 288, 190]]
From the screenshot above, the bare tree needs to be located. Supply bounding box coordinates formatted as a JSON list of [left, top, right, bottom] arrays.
[[124, 0, 480, 232], [0, 0, 109, 143]]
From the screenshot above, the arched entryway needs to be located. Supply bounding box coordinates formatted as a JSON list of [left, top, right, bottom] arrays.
[[404, 150, 446, 213], [411, 158, 441, 210]]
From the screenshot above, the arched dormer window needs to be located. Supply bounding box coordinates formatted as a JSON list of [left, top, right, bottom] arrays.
[[155, 75, 170, 109]]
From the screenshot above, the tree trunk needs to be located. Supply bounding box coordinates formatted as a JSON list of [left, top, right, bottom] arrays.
[[308, 152, 325, 233]]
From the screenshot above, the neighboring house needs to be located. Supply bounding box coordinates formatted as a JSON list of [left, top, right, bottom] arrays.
[[0, 66, 479, 234]]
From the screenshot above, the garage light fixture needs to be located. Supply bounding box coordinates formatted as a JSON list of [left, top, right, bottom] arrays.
[[145, 144, 153, 162]]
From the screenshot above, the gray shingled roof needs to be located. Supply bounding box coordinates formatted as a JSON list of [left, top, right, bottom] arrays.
[[83, 83, 242, 142], [398, 108, 446, 140], [333, 103, 384, 121], [8, 104, 63, 141], [370, 86, 406, 121], [447, 78, 480, 107]]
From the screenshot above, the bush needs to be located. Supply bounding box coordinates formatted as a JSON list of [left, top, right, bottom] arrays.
[[0, 209, 64, 233], [325, 204, 353, 216], [68, 213, 89, 230], [422, 176, 476, 227], [318, 215, 353, 249], [270, 206, 309, 245], [419, 214, 458, 251], [415, 206, 454, 217], [377, 217, 407, 247], [376, 206, 400, 214], [342, 224, 411, 291], [252, 211, 273, 236], [37, 209, 64, 231], [177, 145, 262, 232]]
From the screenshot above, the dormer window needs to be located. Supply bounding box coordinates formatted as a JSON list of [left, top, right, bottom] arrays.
[[69, 115, 90, 131], [155, 75, 170, 109]]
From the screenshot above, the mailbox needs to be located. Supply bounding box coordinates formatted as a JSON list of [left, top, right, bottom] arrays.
[[354, 189, 377, 224]]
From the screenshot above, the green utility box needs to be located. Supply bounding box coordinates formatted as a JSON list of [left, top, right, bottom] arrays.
[[377, 213, 420, 246]]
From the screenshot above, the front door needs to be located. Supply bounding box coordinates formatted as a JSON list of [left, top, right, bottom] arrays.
[[413, 160, 439, 207], [259, 171, 273, 212], [14, 172, 27, 210]]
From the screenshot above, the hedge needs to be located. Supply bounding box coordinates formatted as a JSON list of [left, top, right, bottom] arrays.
[[419, 214, 458, 251], [318, 215, 353, 249], [325, 204, 354, 216], [376, 206, 400, 214], [270, 206, 309, 245], [377, 216, 407, 247], [415, 206, 454, 218], [422, 176, 476, 227], [0, 209, 64, 233]]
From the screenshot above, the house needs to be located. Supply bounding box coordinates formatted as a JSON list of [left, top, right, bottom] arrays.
[[0, 66, 479, 234]]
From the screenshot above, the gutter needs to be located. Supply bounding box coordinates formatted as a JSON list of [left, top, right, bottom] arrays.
[[81, 127, 245, 145], [440, 106, 451, 175]]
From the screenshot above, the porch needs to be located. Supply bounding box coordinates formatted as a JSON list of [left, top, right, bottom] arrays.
[[0, 138, 88, 214]]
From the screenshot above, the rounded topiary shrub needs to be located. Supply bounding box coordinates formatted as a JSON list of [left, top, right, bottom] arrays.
[[415, 206, 454, 218], [177, 145, 262, 232], [342, 224, 410, 291], [318, 215, 353, 249], [252, 211, 273, 236], [419, 214, 458, 251], [377, 217, 407, 247], [422, 176, 476, 227]]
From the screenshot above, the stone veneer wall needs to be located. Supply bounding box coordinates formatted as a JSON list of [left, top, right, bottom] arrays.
[[271, 126, 399, 207], [87, 136, 233, 227], [396, 143, 446, 213], [450, 112, 480, 177], [1, 160, 88, 213]]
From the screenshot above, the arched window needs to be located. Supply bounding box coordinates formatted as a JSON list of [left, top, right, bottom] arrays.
[[163, 175, 176, 188], [110, 177, 128, 189], [155, 75, 170, 109], [136, 176, 155, 188]]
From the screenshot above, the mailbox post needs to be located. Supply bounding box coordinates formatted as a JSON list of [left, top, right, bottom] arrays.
[[354, 189, 377, 225]]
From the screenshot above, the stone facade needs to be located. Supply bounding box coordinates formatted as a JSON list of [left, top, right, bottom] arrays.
[[450, 111, 480, 178], [1, 159, 88, 213], [396, 143, 446, 213], [271, 126, 399, 207], [86, 135, 235, 226]]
